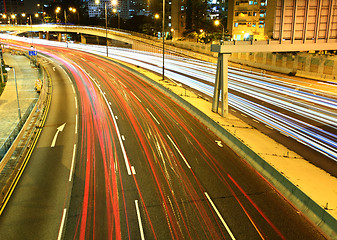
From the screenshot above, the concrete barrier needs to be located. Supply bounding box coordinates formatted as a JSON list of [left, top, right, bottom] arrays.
[[115, 60, 337, 240]]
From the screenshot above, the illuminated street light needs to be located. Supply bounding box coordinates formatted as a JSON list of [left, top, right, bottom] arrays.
[[171, 28, 175, 40], [69, 7, 79, 24], [55, 7, 61, 23], [214, 19, 225, 44], [95, 0, 109, 56], [154, 13, 159, 19]]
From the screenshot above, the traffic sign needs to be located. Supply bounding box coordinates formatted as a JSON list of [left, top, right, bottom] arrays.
[[29, 51, 37, 56]]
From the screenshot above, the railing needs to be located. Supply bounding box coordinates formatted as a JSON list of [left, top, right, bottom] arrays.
[[0, 100, 37, 161]]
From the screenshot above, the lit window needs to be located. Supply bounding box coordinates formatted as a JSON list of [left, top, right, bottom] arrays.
[[234, 22, 238, 27], [249, 1, 253, 4]]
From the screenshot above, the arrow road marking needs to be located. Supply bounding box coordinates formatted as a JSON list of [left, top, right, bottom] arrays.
[[216, 140, 223, 147], [51, 123, 66, 148]]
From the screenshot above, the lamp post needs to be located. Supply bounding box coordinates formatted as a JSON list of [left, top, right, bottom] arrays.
[[55, 7, 60, 23], [69, 7, 79, 25], [11, 14, 16, 25], [112, 0, 120, 29], [30, 15, 33, 44], [64, 10, 69, 47], [215, 19, 225, 44], [21, 13, 26, 25], [5, 67, 21, 120], [95, 0, 109, 56], [162, 0, 165, 81]]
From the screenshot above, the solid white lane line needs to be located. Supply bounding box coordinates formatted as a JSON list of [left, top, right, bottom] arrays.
[[119, 80, 127, 89], [167, 135, 191, 169], [131, 91, 142, 102], [69, 144, 77, 182], [204, 192, 236, 240], [147, 108, 160, 125], [135, 200, 145, 240], [57, 208, 67, 240], [71, 84, 75, 94], [74, 96, 78, 109], [75, 114, 78, 134], [86, 73, 131, 175], [131, 166, 136, 175]]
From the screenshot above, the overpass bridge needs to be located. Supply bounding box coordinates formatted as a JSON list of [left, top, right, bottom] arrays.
[[1, 24, 337, 118]]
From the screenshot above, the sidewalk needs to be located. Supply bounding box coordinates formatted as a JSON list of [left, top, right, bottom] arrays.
[[0, 52, 38, 147]]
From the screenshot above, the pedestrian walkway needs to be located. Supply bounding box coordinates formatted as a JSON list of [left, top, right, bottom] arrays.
[[0, 52, 38, 147]]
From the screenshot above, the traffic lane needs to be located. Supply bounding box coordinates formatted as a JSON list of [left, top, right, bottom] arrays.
[[100, 61, 325, 239], [0, 57, 78, 239], [128, 88, 323, 239], [61, 50, 322, 238], [71, 55, 230, 238], [55, 54, 134, 240], [88, 60, 280, 239]]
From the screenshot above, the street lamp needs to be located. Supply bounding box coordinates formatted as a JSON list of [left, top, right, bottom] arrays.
[[55, 7, 61, 23], [64, 9, 68, 47], [171, 28, 175, 40], [162, 0, 165, 81], [5, 66, 21, 120], [69, 7, 79, 25], [21, 13, 26, 25], [112, 0, 120, 29], [214, 19, 225, 44], [11, 14, 16, 25], [95, 0, 109, 57]]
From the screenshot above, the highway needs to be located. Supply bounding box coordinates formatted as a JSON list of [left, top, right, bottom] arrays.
[[3, 35, 337, 172], [0, 40, 327, 239]]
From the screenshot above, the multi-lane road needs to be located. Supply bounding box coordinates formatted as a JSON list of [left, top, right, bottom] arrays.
[[0, 40, 327, 239]]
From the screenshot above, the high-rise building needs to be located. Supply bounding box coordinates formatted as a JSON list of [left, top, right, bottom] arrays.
[[227, 0, 267, 41], [88, 0, 130, 19], [170, 0, 186, 39]]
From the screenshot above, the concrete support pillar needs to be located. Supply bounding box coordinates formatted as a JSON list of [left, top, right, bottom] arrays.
[[39, 31, 43, 39], [212, 52, 231, 117], [81, 34, 86, 44], [263, 52, 267, 65], [333, 60, 337, 79], [317, 58, 325, 75], [46, 32, 50, 40], [58, 32, 62, 42]]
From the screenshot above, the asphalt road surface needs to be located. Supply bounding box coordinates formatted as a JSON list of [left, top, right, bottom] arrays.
[[0, 42, 327, 240]]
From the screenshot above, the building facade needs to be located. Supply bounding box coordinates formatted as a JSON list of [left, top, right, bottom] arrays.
[[266, 0, 337, 42], [88, 0, 130, 19], [227, 0, 267, 41]]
